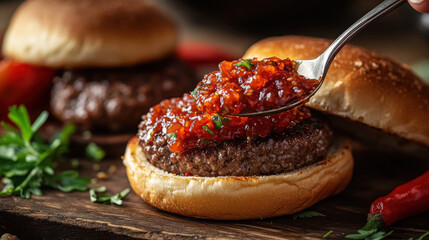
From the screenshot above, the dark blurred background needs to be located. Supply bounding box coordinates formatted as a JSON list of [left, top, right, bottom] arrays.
[[1, 0, 429, 82]]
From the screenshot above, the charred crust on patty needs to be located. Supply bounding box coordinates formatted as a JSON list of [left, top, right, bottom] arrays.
[[138, 116, 333, 177]]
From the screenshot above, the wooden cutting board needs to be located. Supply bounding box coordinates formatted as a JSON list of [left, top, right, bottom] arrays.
[[0, 140, 428, 240]]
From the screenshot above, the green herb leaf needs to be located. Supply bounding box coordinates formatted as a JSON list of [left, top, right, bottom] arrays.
[[168, 132, 177, 139], [110, 188, 131, 205], [1, 121, 19, 135], [211, 114, 224, 129], [31, 111, 48, 134], [409, 232, 429, 240], [292, 210, 325, 220], [86, 142, 105, 162], [202, 125, 215, 136], [368, 230, 393, 240], [418, 232, 429, 240], [89, 186, 106, 202], [55, 170, 91, 192], [346, 213, 390, 240], [203, 139, 211, 144], [71, 159, 79, 168], [323, 230, 333, 238], [0, 105, 88, 199], [234, 59, 253, 70], [346, 229, 393, 240], [190, 89, 198, 98], [8, 105, 33, 142], [89, 186, 130, 206], [346, 229, 377, 239]]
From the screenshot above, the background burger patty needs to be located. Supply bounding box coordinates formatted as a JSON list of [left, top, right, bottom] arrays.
[[51, 57, 195, 132], [139, 116, 333, 177]]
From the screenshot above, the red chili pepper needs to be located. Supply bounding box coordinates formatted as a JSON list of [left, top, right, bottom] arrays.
[[346, 171, 429, 239], [369, 170, 429, 227]]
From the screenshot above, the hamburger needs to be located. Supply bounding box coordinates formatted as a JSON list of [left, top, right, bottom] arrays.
[[124, 36, 429, 220], [2, 0, 195, 132]]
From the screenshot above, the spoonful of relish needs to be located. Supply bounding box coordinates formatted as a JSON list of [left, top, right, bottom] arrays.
[[191, 0, 405, 117]]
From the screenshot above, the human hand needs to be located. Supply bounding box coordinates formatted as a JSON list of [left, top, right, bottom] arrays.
[[409, 0, 429, 13]]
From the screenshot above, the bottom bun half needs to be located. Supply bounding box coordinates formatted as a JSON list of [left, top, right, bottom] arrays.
[[124, 137, 354, 220]]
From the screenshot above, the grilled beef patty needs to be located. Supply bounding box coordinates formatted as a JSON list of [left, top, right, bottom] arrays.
[[51, 57, 195, 131], [138, 116, 333, 177]]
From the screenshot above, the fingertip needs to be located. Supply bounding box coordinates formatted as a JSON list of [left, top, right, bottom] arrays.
[[409, 0, 429, 13]]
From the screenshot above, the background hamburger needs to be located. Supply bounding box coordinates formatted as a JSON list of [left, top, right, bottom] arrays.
[[2, 0, 195, 132]]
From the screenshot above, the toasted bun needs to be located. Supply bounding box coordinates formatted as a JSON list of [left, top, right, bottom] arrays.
[[124, 137, 353, 220], [243, 36, 429, 148], [2, 0, 177, 68]]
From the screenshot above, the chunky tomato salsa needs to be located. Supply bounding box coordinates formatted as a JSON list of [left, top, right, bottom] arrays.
[[192, 57, 319, 115], [139, 57, 318, 153]]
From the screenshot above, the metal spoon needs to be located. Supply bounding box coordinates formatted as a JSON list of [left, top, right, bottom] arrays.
[[237, 0, 406, 117]]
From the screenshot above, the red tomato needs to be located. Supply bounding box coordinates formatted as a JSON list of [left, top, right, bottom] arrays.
[[0, 59, 55, 118], [175, 42, 238, 65]]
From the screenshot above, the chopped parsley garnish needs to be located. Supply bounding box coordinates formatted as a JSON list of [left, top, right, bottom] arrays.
[[203, 139, 211, 144], [292, 210, 325, 220], [410, 232, 429, 240], [284, 66, 292, 72], [0, 105, 90, 198], [323, 230, 333, 238], [234, 59, 253, 70], [202, 125, 215, 136], [89, 186, 130, 206], [168, 132, 177, 139], [190, 89, 198, 98], [71, 159, 80, 168], [85, 142, 105, 162], [346, 230, 393, 240], [211, 114, 224, 129]]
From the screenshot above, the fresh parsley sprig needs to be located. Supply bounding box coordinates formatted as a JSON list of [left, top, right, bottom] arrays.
[[0, 105, 90, 198]]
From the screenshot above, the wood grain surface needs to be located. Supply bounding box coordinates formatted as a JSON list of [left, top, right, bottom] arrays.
[[0, 141, 428, 240]]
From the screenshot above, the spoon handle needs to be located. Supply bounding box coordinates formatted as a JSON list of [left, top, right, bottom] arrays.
[[320, 0, 406, 79]]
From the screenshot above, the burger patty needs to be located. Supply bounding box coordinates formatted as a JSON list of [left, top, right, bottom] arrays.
[[51, 57, 195, 131], [139, 116, 333, 177]]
